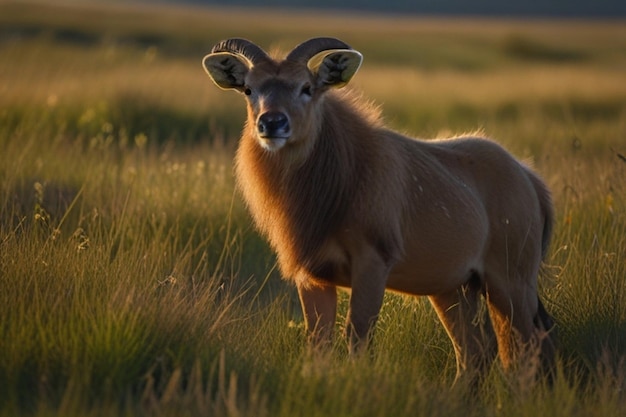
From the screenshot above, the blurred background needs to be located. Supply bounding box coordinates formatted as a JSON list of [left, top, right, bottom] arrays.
[[140, 0, 626, 17], [1, 1, 625, 416]]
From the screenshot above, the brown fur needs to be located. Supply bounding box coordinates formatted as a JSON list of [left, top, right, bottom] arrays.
[[203, 38, 556, 383]]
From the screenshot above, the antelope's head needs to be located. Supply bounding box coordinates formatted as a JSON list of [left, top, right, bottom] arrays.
[[203, 37, 362, 152]]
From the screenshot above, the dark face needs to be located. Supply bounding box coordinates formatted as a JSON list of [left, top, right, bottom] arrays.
[[242, 61, 319, 152]]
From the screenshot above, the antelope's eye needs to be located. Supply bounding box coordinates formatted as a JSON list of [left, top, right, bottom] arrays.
[[244, 87, 252, 96], [300, 83, 312, 97]]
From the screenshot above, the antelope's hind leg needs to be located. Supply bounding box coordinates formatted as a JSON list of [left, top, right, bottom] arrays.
[[485, 282, 556, 378], [429, 279, 498, 385]]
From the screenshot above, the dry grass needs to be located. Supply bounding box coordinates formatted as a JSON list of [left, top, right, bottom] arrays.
[[1, 1, 625, 416]]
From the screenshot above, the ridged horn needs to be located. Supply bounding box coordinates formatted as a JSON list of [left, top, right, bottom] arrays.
[[286, 37, 353, 63], [211, 38, 270, 66]]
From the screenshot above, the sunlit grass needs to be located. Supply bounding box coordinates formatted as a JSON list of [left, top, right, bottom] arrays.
[[1, 1, 625, 416]]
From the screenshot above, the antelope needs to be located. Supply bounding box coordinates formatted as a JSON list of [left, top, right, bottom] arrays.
[[202, 37, 556, 383]]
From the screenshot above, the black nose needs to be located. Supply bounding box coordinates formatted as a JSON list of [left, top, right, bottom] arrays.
[[257, 111, 289, 138]]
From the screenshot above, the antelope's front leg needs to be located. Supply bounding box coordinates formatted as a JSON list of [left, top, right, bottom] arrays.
[[345, 246, 391, 354], [297, 280, 337, 348]]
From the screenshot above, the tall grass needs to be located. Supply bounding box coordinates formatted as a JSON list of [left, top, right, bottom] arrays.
[[1, 1, 625, 416]]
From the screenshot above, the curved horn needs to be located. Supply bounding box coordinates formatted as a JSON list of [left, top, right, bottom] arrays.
[[211, 38, 270, 66], [286, 37, 353, 63]]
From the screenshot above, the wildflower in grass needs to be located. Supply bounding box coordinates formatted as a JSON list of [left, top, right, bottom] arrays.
[[73, 227, 90, 251], [605, 193, 614, 215], [33, 182, 51, 226], [159, 275, 177, 286], [288, 320, 303, 329], [564, 211, 573, 225]]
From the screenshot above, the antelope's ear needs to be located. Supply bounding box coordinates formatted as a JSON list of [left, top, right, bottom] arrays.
[[307, 49, 362, 89], [202, 52, 251, 91]]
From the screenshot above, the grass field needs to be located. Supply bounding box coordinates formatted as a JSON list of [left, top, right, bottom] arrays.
[[1, 1, 625, 416]]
